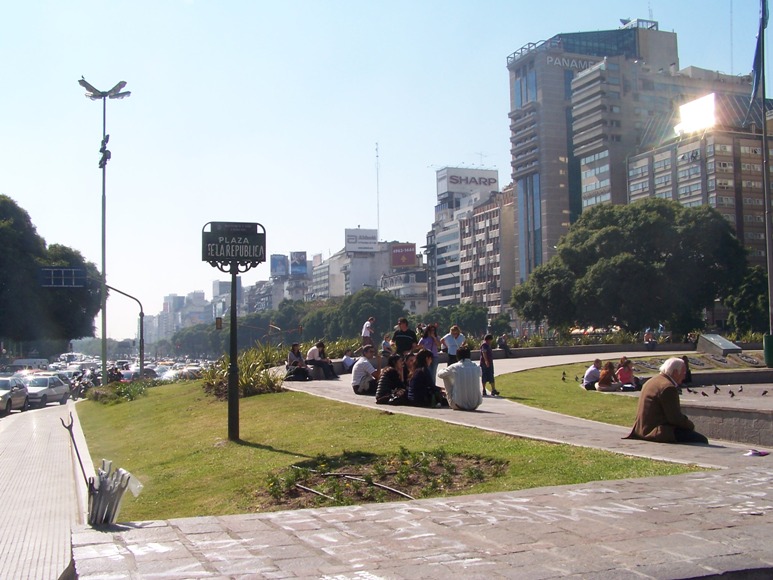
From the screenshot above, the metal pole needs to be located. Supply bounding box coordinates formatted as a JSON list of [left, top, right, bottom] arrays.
[[101, 96, 108, 387], [106, 285, 144, 381], [228, 262, 239, 441]]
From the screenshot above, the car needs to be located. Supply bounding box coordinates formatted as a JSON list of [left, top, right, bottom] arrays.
[[0, 376, 29, 414], [120, 368, 158, 382], [22, 374, 69, 407]]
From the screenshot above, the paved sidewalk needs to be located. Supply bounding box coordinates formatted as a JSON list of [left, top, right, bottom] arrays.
[[0, 400, 90, 580], [69, 351, 773, 578]]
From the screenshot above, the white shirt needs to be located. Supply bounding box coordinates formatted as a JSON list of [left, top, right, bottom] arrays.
[[438, 359, 482, 410], [361, 320, 373, 338], [441, 332, 465, 355], [352, 357, 376, 387], [306, 346, 321, 361]]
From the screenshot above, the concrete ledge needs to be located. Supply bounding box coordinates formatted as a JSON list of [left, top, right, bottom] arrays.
[[683, 404, 773, 446]]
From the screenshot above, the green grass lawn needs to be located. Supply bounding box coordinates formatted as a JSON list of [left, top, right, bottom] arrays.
[[78, 379, 701, 521], [495, 362, 640, 426]]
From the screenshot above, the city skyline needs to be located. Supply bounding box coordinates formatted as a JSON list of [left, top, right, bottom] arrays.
[[1, 1, 764, 338]]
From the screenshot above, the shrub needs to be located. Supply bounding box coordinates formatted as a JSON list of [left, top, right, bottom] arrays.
[[85, 379, 154, 405], [202, 343, 285, 400]]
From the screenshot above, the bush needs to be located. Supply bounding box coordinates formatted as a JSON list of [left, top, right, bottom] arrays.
[[202, 343, 286, 400], [85, 379, 155, 405]]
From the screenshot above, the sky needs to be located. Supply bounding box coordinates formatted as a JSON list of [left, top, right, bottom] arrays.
[[0, 0, 766, 339]]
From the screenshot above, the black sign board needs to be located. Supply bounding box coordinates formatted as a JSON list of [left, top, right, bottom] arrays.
[[202, 222, 266, 265], [40, 268, 87, 288]]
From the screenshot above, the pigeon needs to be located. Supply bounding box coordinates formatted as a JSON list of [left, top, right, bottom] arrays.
[[713, 385, 720, 394], [701, 391, 709, 397], [762, 390, 769, 396], [562, 371, 566, 377], [575, 375, 580, 382], [739, 385, 743, 393], [729, 389, 735, 398], [686, 387, 695, 393], [561, 376, 566, 382]]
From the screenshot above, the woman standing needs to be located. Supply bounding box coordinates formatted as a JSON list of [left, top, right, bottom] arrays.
[[440, 325, 466, 365], [418, 324, 441, 384]]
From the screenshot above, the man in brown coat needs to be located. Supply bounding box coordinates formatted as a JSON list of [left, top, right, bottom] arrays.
[[626, 357, 708, 444]]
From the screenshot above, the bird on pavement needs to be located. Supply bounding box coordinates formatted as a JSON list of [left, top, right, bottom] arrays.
[[739, 385, 743, 393], [686, 387, 695, 393], [713, 385, 720, 394], [763, 390, 769, 396], [701, 391, 709, 397], [729, 389, 735, 398]]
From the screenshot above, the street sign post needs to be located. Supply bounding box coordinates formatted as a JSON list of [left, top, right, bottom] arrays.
[[202, 222, 266, 441]]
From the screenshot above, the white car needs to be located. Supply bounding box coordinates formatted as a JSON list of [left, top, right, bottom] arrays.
[[0, 376, 29, 414], [23, 374, 69, 407]]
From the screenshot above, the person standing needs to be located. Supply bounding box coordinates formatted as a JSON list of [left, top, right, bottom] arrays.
[[479, 334, 499, 396], [441, 325, 466, 364], [437, 347, 482, 410], [391, 317, 417, 355], [361, 317, 376, 347], [418, 323, 441, 384], [626, 357, 708, 444]]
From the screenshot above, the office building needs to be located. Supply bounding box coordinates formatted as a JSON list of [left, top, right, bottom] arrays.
[[628, 92, 769, 266], [425, 167, 499, 308]]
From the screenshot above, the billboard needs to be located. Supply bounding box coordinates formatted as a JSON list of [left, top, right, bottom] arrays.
[[290, 251, 307, 277], [270, 254, 288, 277], [345, 228, 378, 253], [391, 243, 417, 269], [436, 167, 499, 196]]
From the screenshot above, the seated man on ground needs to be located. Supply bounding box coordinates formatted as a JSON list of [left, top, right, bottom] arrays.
[[626, 357, 708, 444], [341, 348, 356, 374], [581, 359, 602, 390], [306, 341, 338, 380], [437, 347, 482, 411], [375, 354, 406, 404], [497, 334, 513, 358], [351, 345, 381, 395]]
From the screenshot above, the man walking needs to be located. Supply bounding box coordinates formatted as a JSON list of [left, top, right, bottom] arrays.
[[361, 316, 375, 347]]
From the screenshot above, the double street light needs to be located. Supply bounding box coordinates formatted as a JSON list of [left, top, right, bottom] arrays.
[[78, 78, 131, 383]]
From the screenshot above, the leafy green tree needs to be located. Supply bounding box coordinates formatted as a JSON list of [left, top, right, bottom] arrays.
[[724, 266, 769, 333], [511, 198, 747, 336], [0, 195, 101, 343]]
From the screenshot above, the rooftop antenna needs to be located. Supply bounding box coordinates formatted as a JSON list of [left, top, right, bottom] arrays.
[[375, 142, 380, 240], [730, 0, 734, 75], [648, 1, 653, 20]]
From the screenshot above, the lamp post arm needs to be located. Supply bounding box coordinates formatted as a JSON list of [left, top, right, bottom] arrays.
[[105, 285, 145, 381]]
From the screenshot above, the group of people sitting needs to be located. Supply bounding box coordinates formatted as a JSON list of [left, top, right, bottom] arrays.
[[581, 356, 641, 392], [285, 341, 339, 381]]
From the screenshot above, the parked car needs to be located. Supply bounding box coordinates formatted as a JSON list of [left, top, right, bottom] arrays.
[[22, 373, 69, 407], [0, 376, 29, 414]]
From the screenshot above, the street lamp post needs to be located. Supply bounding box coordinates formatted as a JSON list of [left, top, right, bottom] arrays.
[[78, 78, 131, 384]]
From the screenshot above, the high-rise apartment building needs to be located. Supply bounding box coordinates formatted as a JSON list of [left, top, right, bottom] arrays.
[[507, 18, 683, 282], [458, 185, 515, 318], [628, 93, 769, 266], [425, 167, 499, 308]]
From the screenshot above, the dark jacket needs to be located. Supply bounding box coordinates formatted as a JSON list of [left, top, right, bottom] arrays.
[[626, 373, 695, 443], [375, 367, 404, 404], [407, 366, 437, 406]]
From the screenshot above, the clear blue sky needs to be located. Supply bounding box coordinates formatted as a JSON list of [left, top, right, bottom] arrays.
[[0, 0, 764, 339]]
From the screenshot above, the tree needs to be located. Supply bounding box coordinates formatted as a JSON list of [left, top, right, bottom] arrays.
[[511, 198, 747, 336], [0, 195, 101, 344], [724, 266, 769, 333]]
